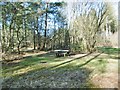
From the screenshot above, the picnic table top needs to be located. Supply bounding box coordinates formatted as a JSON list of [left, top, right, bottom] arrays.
[[54, 50, 69, 52]]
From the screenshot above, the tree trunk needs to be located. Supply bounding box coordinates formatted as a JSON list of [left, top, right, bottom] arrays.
[[34, 27, 36, 50], [53, 16, 56, 50], [2, 7, 5, 53], [17, 44, 20, 54], [43, 3, 48, 50], [12, 19, 15, 51], [9, 15, 14, 51], [36, 16, 40, 50], [25, 17, 27, 48], [17, 27, 21, 54]]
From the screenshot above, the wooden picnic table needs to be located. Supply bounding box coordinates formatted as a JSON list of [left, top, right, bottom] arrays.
[[54, 50, 70, 57]]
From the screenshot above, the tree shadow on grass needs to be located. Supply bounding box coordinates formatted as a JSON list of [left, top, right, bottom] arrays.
[[2, 58, 51, 76], [2, 52, 55, 73], [3, 52, 91, 75], [78, 53, 101, 68], [3, 52, 94, 78], [48, 52, 92, 69], [3, 54, 100, 88], [2, 66, 94, 88]]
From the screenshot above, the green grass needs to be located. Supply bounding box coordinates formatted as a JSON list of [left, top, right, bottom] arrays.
[[97, 47, 120, 54], [20, 56, 54, 66], [2, 47, 119, 88], [88, 59, 108, 73], [2, 53, 69, 78], [3, 55, 70, 78]]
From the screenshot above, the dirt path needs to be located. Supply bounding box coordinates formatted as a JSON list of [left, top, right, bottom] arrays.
[[23, 51, 47, 57], [91, 54, 118, 88]]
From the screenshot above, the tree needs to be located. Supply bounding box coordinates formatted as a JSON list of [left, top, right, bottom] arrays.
[[68, 1, 117, 52]]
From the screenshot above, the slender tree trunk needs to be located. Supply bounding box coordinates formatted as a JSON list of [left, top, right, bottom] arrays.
[[34, 19, 36, 50], [9, 15, 14, 51], [2, 7, 5, 53], [24, 15, 27, 48], [37, 32, 40, 50], [12, 19, 15, 51], [43, 3, 48, 50], [17, 44, 20, 54], [36, 16, 40, 50], [53, 16, 56, 50], [17, 27, 20, 54], [39, 17, 43, 50], [34, 29, 36, 50]]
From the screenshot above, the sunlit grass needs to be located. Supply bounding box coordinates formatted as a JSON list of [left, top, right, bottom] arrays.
[[88, 59, 108, 73], [97, 47, 120, 54], [2, 47, 119, 88], [3, 49, 120, 88], [2, 54, 69, 78]]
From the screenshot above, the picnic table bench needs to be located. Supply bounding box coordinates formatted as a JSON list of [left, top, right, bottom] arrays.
[[54, 50, 70, 57]]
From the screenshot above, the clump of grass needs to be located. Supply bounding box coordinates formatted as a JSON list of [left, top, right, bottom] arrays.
[[98, 60, 107, 73], [88, 59, 108, 74]]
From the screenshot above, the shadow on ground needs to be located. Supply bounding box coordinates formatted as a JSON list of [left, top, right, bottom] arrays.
[[2, 67, 93, 88], [2, 53, 101, 88], [2, 52, 55, 73]]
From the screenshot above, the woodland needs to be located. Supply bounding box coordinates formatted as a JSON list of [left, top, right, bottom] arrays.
[[1, 1, 119, 88]]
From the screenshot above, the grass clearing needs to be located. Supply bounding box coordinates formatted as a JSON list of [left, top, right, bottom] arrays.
[[2, 53, 71, 78], [2, 47, 118, 88]]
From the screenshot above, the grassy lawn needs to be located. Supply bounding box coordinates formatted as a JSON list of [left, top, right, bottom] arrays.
[[2, 47, 119, 88], [97, 47, 120, 54], [2, 52, 69, 78]]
